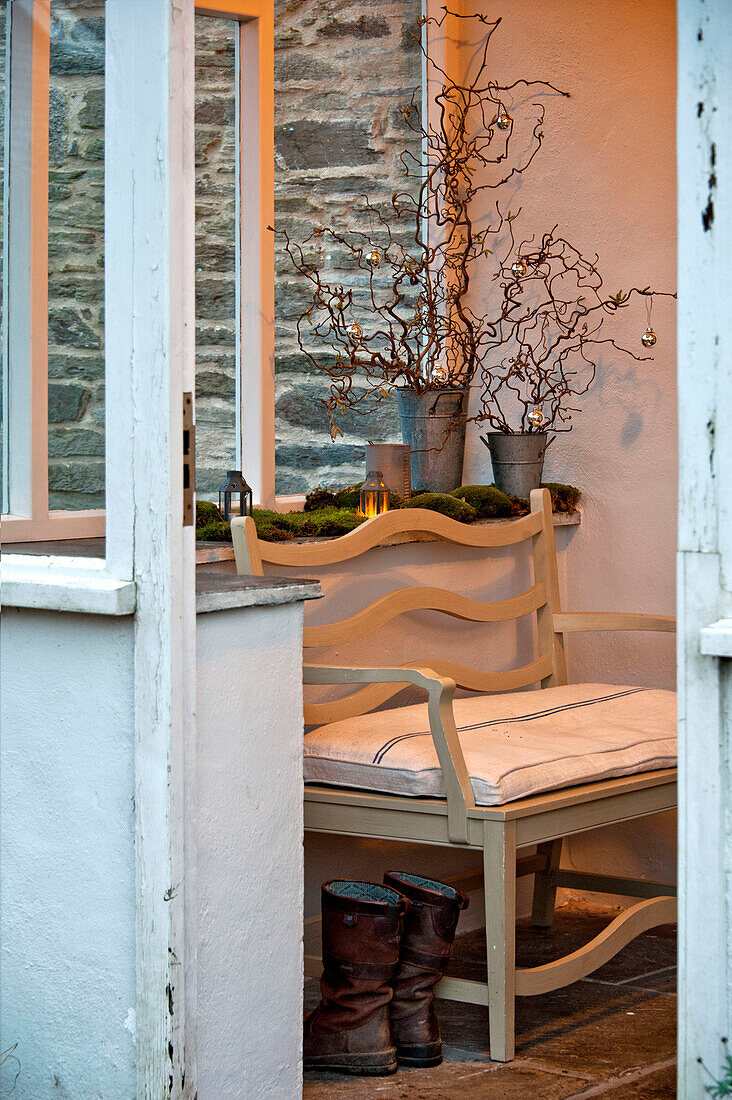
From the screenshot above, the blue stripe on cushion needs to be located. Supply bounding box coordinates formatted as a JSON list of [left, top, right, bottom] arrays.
[[372, 688, 646, 765]]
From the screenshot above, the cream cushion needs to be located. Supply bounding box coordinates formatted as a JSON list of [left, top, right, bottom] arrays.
[[304, 683, 676, 806]]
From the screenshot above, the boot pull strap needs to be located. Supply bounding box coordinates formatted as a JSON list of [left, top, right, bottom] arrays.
[[323, 951, 397, 983], [383, 896, 409, 935], [399, 944, 451, 973]]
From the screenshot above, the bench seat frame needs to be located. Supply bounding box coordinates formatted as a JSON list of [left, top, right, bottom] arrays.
[[232, 488, 677, 1062]]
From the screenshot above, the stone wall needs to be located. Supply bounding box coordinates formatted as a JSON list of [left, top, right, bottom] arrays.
[[193, 17, 238, 498], [45, 5, 241, 508], [13, 1, 420, 511], [47, 0, 106, 510], [273, 0, 421, 495]]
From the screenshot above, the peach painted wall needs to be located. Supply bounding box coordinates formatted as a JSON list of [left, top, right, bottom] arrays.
[[458, 0, 678, 898]]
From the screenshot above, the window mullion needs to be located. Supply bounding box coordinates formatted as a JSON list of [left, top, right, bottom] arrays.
[[5, 0, 50, 523], [238, 7, 275, 508]]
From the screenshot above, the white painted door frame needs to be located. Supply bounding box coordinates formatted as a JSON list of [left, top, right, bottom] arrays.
[[677, 1, 732, 1093], [105, 1, 197, 1094]]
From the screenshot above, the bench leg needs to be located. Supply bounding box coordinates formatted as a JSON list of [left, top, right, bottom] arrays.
[[484, 819, 516, 1062], [531, 838, 563, 928]]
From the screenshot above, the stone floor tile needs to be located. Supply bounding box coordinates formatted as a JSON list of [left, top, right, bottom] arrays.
[[303, 903, 677, 1099], [559, 1059, 676, 1098], [303, 1062, 591, 1099]]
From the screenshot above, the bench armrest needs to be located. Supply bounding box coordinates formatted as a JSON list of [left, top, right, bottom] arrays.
[[303, 664, 475, 844], [553, 613, 676, 634]]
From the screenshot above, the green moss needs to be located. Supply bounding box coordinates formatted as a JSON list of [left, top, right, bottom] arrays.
[[505, 483, 582, 514], [543, 482, 582, 514], [288, 507, 366, 537], [303, 486, 337, 511], [249, 506, 367, 541], [253, 523, 293, 542], [451, 484, 512, 518], [333, 483, 363, 509], [248, 509, 291, 541], [252, 508, 292, 529], [196, 499, 224, 529], [196, 519, 232, 542], [401, 492, 477, 522], [196, 483, 581, 543]]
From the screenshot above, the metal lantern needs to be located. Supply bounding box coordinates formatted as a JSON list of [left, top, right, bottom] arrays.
[[360, 471, 390, 518], [218, 470, 252, 521]]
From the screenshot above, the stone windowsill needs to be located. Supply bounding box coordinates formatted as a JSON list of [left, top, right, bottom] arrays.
[[196, 509, 582, 565], [196, 573, 321, 614], [1, 542, 322, 615]]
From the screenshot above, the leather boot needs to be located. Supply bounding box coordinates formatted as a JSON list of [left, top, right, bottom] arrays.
[[384, 871, 469, 1067], [303, 880, 409, 1076]]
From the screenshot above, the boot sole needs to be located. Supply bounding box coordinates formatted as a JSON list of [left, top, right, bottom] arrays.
[[303, 1050, 398, 1077], [396, 1040, 443, 1068]]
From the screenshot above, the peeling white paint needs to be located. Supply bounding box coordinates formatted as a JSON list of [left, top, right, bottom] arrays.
[[677, 1, 732, 1094], [124, 1008, 137, 1045]]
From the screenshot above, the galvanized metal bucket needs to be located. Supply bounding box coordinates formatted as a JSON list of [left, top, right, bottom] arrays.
[[397, 388, 467, 494], [481, 432, 548, 499]]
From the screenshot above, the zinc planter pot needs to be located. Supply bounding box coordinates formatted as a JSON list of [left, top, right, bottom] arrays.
[[397, 387, 467, 494], [481, 431, 548, 499]]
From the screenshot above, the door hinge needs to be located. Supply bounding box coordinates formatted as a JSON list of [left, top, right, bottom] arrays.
[[183, 392, 195, 527]]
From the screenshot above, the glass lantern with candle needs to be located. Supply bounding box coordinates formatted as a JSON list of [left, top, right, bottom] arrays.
[[360, 471, 390, 518], [218, 470, 253, 521]]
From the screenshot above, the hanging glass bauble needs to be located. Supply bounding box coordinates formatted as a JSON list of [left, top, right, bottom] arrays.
[[347, 322, 363, 340], [528, 404, 544, 428], [641, 327, 657, 348], [511, 259, 528, 279], [494, 106, 512, 131], [366, 248, 382, 267], [432, 365, 448, 383]]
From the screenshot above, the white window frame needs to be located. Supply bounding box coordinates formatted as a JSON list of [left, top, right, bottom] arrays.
[[195, 0, 275, 510], [2, 0, 439, 532], [1, 0, 275, 545], [2, 0, 108, 541]]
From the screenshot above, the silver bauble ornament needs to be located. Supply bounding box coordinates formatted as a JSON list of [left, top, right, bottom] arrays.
[[347, 322, 363, 340], [432, 365, 448, 383], [641, 327, 657, 348], [494, 107, 512, 131], [511, 259, 528, 279], [528, 404, 544, 429], [366, 248, 382, 267]]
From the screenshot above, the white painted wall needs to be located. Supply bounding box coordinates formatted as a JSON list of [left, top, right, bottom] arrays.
[[196, 602, 304, 1099], [0, 594, 307, 1099], [0, 608, 137, 1099]]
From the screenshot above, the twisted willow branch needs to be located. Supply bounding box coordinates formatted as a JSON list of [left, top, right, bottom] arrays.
[[277, 8, 672, 439]]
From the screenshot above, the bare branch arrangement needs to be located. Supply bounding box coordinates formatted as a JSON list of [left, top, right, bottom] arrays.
[[475, 226, 675, 434], [278, 8, 671, 441]]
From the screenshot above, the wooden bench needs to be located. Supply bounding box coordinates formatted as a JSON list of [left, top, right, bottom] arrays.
[[232, 487, 677, 1062]]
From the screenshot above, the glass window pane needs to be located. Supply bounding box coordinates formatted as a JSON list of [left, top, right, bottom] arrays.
[[194, 14, 238, 502], [273, 0, 422, 497], [47, 0, 106, 511], [0, 2, 9, 512]]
